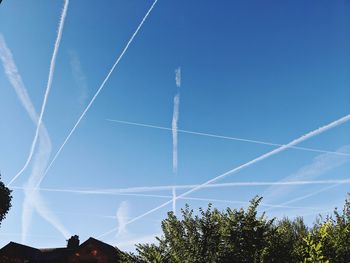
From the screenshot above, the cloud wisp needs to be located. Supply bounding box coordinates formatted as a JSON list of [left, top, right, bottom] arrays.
[[97, 193, 318, 239], [266, 149, 350, 210], [40, 0, 160, 185], [113, 113, 350, 233], [0, 34, 70, 243], [7, 0, 70, 187], [116, 233, 160, 252], [106, 119, 350, 157], [172, 67, 181, 213], [68, 50, 89, 107], [263, 145, 350, 203], [116, 201, 129, 237]]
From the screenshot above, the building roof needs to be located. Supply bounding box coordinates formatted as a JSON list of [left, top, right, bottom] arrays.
[[80, 237, 117, 251], [0, 241, 40, 257], [0, 237, 124, 262]]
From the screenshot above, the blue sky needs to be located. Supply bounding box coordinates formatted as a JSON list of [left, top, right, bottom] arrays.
[[0, 0, 350, 251]]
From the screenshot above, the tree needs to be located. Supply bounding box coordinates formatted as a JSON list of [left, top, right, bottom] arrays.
[[301, 194, 350, 263], [0, 175, 12, 227], [261, 217, 307, 262], [130, 195, 350, 263], [135, 197, 276, 263]]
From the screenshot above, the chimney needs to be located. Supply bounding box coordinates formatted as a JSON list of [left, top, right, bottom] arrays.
[[67, 235, 80, 249]]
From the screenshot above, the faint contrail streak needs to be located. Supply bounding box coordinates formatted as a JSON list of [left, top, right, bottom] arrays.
[[172, 67, 181, 213], [39, 0, 159, 185], [12, 186, 324, 217], [267, 179, 350, 211], [0, 34, 37, 126], [106, 119, 350, 157], [0, 34, 70, 242], [7, 0, 70, 187], [12, 178, 350, 195], [117, 113, 350, 231], [263, 145, 350, 203]]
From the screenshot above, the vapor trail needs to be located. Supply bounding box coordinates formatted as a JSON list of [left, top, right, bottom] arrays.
[[7, 0, 70, 187], [106, 119, 350, 157], [39, 0, 159, 185], [120, 113, 350, 230], [263, 145, 350, 203], [0, 34, 70, 242], [0, 35, 37, 126], [12, 178, 350, 195], [172, 67, 181, 213], [267, 179, 350, 211]]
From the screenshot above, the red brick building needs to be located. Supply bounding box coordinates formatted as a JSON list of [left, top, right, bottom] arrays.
[[0, 236, 125, 263]]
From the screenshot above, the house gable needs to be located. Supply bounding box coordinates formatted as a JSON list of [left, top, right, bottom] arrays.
[[0, 242, 40, 262], [68, 238, 122, 263]]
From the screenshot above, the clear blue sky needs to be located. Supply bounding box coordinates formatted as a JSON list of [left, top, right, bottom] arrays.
[[0, 0, 350, 251]]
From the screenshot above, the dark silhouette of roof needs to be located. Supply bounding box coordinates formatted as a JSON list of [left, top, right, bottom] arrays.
[[0, 241, 40, 257], [80, 237, 117, 251], [0, 236, 123, 262]]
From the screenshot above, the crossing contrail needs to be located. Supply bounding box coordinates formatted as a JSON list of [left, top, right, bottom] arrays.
[[106, 119, 350, 157], [172, 67, 181, 213], [111, 113, 350, 233], [7, 0, 70, 187], [39, 0, 160, 186], [263, 144, 350, 203], [0, 34, 70, 242], [12, 178, 350, 196], [267, 178, 350, 211]]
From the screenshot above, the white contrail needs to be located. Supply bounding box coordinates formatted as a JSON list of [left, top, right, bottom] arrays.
[[0, 34, 37, 126], [263, 145, 350, 203], [172, 67, 181, 214], [39, 0, 159, 186], [268, 178, 350, 211], [11, 178, 350, 195], [106, 119, 350, 157], [14, 186, 319, 212], [7, 0, 70, 187], [0, 34, 70, 242], [118, 113, 350, 230], [175, 67, 181, 88]]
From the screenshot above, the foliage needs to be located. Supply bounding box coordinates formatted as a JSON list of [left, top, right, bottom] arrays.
[[133, 197, 275, 262], [261, 217, 307, 262], [0, 175, 12, 227], [128, 194, 350, 263], [300, 197, 350, 263]]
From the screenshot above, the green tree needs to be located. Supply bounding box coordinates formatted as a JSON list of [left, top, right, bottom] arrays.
[[130, 195, 350, 263], [135, 197, 276, 263], [262, 217, 307, 262], [0, 175, 12, 227], [302, 195, 350, 263], [329, 196, 350, 262]]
